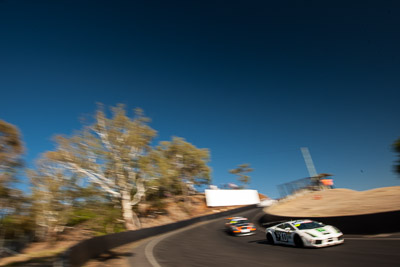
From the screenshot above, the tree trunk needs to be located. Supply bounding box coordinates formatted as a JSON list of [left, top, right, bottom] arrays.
[[131, 209, 142, 229], [121, 190, 140, 230]]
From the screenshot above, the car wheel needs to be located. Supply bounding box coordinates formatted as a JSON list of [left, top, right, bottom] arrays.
[[294, 234, 304, 247], [266, 233, 274, 244]]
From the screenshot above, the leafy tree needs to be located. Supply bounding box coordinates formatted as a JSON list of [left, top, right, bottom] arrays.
[[229, 163, 253, 188], [0, 120, 24, 200], [28, 157, 77, 241], [0, 120, 25, 250], [46, 104, 156, 230], [142, 137, 211, 197], [393, 137, 400, 176]]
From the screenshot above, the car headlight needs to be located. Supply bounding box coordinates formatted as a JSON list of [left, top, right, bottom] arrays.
[[306, 232, 316, 238]]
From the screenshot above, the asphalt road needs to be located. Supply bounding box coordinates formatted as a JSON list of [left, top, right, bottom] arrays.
[[146, 208, 400, 267]]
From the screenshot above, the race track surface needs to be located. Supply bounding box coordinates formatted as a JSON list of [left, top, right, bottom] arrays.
[[150, 208, 400, 267]]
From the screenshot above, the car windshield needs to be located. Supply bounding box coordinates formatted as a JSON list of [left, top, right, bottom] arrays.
[[231, 219, 249, 225], [295, 221, 324, 230]]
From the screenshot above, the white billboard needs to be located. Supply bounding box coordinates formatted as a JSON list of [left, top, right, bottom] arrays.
[[205, 189, 260, 207]]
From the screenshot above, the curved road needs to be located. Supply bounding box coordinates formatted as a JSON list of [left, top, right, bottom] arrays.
[[129, 208, 400, 266]]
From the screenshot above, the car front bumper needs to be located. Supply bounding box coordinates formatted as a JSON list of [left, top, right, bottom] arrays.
[[303, 236, 344, 247], [234, 230, 256, 236]]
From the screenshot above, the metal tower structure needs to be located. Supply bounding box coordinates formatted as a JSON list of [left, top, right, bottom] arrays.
[[300, 147, 318, 178]]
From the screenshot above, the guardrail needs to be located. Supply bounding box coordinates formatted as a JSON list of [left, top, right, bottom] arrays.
[[258, 210, 400, 234], [60, 205, 257, 267]]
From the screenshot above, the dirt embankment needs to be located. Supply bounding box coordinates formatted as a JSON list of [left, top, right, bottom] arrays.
[[266, 186, 400, 217], [0, 194, 247, 266]]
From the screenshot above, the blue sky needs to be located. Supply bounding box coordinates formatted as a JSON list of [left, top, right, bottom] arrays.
[[1, 0, 399, 198]]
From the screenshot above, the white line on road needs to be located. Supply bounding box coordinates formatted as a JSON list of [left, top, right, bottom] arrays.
[[144, 219, 221, 267], [345, 238, 400, 240]]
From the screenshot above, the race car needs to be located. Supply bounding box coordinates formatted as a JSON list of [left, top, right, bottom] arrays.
[[265, 219, 344, 248], [225, 216, 256, 236]]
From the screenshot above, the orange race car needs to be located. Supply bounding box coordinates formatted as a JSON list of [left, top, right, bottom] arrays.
[[225, 216, 256, 236]]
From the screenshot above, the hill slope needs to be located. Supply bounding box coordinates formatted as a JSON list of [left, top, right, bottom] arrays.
[[266, 186, 400, 217]]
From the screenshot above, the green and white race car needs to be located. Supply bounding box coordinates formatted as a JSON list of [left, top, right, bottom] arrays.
[[265, 219, 344, 248]]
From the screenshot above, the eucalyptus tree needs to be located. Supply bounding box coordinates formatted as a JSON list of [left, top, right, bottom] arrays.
[[46, 105, 156, 230], [0, 120, 25, 249], [0, 120, 24, 201], [143, 137, 211, 197], [28, 157, 76, 241], [229, 163, 253, 188]]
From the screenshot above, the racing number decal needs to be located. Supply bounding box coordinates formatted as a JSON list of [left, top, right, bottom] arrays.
[[274, 231, 288, 242]]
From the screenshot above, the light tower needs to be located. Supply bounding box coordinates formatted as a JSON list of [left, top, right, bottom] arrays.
[[300, 147, 318, 178]]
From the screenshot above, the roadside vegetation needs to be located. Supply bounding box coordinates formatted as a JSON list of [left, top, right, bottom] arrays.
[[3, 104, 396, 265], [0, 105, 212, 263]]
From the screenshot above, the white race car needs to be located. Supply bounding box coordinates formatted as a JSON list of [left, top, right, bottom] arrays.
[[265, 219, 344, 248]]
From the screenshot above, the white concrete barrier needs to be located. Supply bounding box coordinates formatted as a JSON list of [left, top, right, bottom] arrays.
[[205, 189, 260, 207]]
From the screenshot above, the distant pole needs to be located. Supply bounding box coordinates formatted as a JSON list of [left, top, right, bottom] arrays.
[[301, 147, 317, 178]]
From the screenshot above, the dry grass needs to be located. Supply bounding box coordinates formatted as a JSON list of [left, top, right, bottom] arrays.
[[0, 194, 244, 266], [267, 186, 400, 217]]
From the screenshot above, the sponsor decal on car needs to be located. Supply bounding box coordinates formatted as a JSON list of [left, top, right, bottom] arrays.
[[274, 231, 289, 242]]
